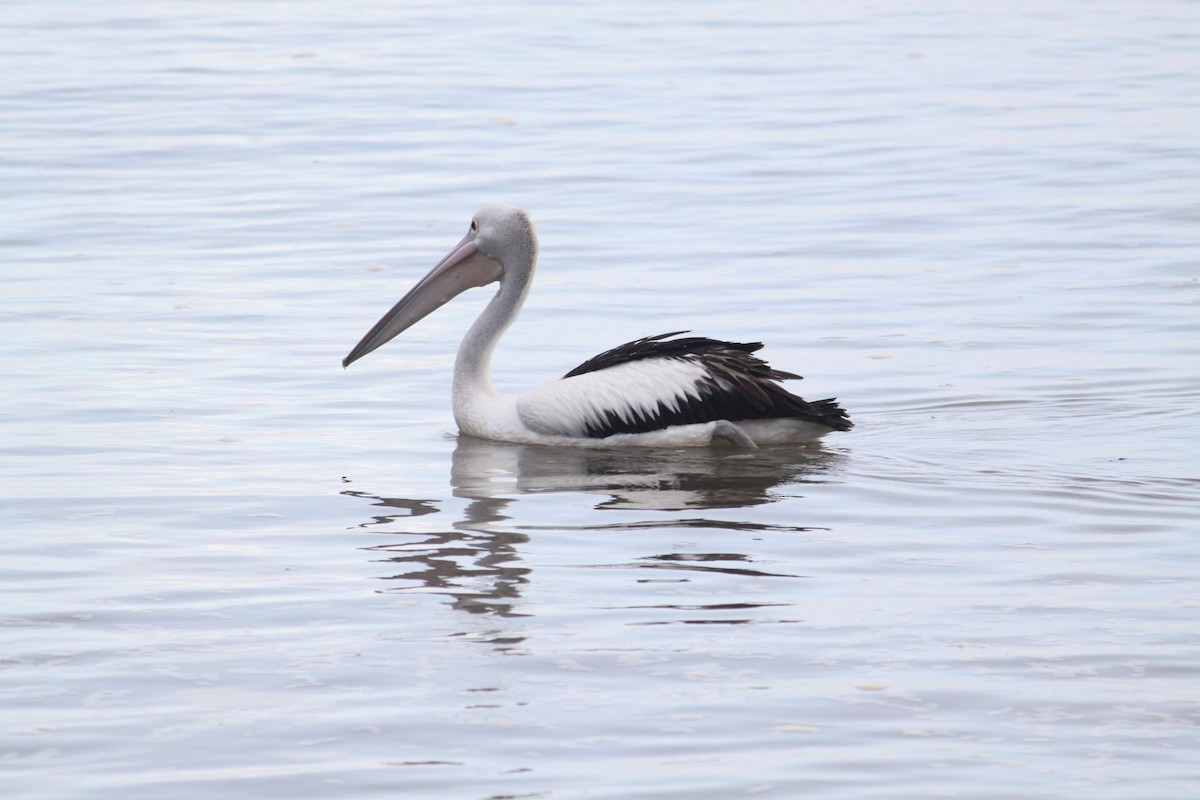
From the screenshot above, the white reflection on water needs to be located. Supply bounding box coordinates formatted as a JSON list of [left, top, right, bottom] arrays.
[[448, 436, 846, 511]]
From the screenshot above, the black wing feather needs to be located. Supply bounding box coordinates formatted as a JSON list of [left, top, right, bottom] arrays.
[[564, 332, 852, 438]]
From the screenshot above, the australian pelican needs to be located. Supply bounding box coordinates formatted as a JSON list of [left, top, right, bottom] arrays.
[[343, 204, 852, 449]]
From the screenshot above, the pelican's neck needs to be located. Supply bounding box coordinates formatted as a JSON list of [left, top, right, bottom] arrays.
[[452, 244, 536, 408]]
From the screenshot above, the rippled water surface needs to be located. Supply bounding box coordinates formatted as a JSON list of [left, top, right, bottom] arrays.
[[3, 2, 1198, 798]]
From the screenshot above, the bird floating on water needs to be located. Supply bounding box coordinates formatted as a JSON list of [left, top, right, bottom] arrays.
[[343, 204, 851, 449]]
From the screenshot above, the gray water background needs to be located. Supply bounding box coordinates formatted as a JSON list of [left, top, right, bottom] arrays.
[[3, 1, 1198, 798]]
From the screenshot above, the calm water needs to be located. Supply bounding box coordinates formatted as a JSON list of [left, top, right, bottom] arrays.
[[3, 1, 1198, 798]]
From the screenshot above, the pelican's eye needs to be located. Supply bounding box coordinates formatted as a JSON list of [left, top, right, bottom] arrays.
[[469, 219, 479, 236]]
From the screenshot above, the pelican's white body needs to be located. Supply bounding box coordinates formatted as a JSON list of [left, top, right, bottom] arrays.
[[454, 360, 833, 447]]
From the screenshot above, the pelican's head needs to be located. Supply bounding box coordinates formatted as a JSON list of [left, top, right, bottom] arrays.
[[342, 204, 536, 368], [471, 203, 538, 271]]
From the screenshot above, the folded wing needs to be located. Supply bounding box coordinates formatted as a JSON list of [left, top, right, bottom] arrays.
[[516, 332, 852, 439]]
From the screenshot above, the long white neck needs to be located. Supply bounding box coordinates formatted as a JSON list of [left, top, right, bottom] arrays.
[[451, 235, 536, 430]]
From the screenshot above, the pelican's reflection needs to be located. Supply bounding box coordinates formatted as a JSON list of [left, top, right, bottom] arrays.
[[345, 480, 531, 619], [450, 436, 844, 513], [347, 437, 845, 624]]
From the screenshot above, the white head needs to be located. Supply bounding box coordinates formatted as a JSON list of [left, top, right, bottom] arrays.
[[469, 203, 538, 275]]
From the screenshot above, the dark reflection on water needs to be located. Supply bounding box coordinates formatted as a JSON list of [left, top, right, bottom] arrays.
[[350, 491, 532, 619], [342, 489, 440, 529], [369, 526, 532, 619], [636, 552, 802, 579], [448, 435, 848, 512], [345, 436, 845, 620]]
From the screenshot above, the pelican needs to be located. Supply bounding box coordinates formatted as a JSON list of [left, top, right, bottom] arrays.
[[343, 204, 852, 449]]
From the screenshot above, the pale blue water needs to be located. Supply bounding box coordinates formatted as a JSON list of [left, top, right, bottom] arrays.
[[3, 2, 1198, 798]]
